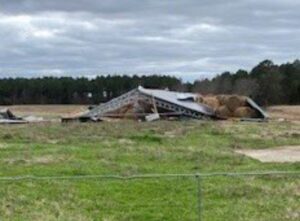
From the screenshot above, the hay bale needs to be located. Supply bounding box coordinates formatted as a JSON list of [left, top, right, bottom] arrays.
[[236, 95, 247, 106], [225, 95, 246, 112], [216, 105, 232, 118], [234, 107, 258, 118], [195, 95, 204, 103], [216, 95, 230, 105], [217, 94, 247, 107], [202, 96, 220, 110]]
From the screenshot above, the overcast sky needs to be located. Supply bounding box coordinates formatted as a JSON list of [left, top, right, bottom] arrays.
[[0, 0, 299, 81]]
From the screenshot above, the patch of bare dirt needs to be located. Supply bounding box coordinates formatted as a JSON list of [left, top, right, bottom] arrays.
[[236, 146, 300, 162]]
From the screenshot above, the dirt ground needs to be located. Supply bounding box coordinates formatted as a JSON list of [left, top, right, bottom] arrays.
[[236, 146, 300, 163], [267, 105, 300, 121], [0, 105, 88, 119]]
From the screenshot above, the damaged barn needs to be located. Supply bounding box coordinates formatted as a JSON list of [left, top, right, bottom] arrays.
[[62, 86, 267, 122]]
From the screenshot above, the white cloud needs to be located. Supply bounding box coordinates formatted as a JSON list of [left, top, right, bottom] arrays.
[[133, 36, 191, 44], [183, 23, 224, 34], [32, 29, 57, 38]]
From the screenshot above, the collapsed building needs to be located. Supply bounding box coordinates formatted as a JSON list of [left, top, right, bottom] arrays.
[[62, 86, 267, 122]]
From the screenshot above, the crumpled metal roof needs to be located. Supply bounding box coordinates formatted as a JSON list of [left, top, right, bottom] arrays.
[[246, 98, 268, 119], [74, 86, 267, 121], [138, 86, 215, 116]]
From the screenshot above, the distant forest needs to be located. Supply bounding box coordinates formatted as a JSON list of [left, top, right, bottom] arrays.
[[0, 59, 299, 106]]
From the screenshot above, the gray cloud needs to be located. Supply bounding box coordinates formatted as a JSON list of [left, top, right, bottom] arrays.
[[0, 0, 299, 81]]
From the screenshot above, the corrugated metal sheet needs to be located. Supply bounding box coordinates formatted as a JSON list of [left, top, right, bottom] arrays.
[[0, 108, 27, 124], [138, 86, 215, 116], [246, 98, 268, 119]]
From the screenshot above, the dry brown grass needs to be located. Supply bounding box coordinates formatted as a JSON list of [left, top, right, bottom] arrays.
[[267, 105, 300, 121], [0, 105, 88, 119]]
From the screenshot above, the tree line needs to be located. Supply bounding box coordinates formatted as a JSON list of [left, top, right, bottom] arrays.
[[193, 59, 300, 105], [0, 75, 181, 105], [0, 59, 299, 105]]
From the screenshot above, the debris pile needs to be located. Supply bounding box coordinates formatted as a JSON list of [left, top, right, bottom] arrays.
[[0, 108, 27, 124], [62, 86, 268, 122]]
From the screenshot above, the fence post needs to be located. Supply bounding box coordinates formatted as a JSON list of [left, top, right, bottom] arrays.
[[196, 174, 203, 221]]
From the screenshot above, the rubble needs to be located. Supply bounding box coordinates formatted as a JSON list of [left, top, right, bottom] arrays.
[[145, 113, 160, 122], [62, 86, 268, 122], [0, 108, 27, 124]]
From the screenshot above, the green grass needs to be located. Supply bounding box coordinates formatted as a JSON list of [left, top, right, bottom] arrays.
[[0, 120, 299, 220]]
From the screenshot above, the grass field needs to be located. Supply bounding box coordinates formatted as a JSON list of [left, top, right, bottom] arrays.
[[0, 107, 299, 220]]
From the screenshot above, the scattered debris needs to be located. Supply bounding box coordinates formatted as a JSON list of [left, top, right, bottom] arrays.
[[145, 113, 160, 122], [62, 86, 268, 122], [0, 109, 27, 124]]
